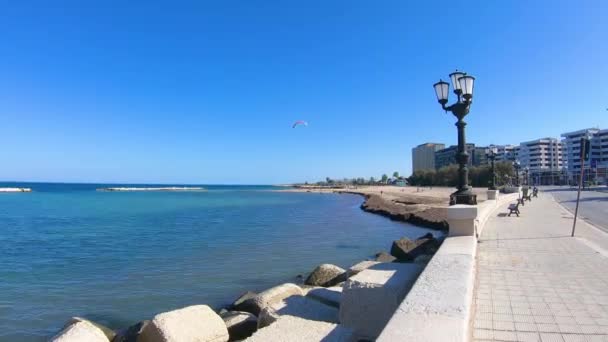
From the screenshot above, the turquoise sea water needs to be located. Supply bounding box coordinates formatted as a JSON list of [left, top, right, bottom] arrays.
[[0, 183, 437, 341]]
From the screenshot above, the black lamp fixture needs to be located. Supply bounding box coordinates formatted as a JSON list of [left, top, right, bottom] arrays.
[[433, 70, 477, 205], [513, 160, 521, 187], [485, 147, 497, 190]]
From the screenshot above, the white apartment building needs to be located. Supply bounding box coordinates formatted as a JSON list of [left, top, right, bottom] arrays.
[[561, 128, 607, 184], [491, 144, 518, 162], [518, 138, 564, 184]]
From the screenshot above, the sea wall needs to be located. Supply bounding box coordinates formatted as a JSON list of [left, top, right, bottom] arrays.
[[377, 192, 520, 342]]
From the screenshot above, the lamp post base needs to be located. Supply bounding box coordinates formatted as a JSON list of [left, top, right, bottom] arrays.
[[450, 189, 477, 205]]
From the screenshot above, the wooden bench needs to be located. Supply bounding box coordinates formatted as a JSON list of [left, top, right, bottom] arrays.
[[533, 188, 539, 197], [508, 202, 520, 217], [523, 193, 532, 202]]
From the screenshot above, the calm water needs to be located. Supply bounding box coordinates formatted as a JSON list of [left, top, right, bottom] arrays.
[[0, 183, 437, 341]]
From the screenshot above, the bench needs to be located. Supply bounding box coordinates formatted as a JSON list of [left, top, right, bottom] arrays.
[[517, 197, 525, 206], [533, 188, 538, 197], [508, 202, 520, 217], [523, 193, 532, 202]]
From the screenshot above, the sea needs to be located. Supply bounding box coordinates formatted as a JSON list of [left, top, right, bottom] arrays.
[[0, 182, 438, 341]]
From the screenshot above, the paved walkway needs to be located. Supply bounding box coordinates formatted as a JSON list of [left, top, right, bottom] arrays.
[[473, 192, 608, 342]]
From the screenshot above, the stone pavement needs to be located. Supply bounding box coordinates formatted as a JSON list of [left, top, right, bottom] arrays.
[[473, 191, 608, 342]]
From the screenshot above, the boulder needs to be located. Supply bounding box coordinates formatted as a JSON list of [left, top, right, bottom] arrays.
[[222, 311, 257, 341], [238, 283, 304, 316], [305, 286, 343, 308], [257, 296, 339, 329], [390, 234, 439, 261], [347, 260, 381, 277], [112, 320, 149, 342], [374, 251, 396, 262], [244, 315, 354, 342], [51, 320, 110, 342], [230, 291, 257, 311], [304, 264, 347, 287], [139, 305, 228, 342], [65, 317, 115, 341]]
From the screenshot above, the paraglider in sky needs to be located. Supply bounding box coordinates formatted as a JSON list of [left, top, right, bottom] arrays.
[[292, 120, 308, 128]]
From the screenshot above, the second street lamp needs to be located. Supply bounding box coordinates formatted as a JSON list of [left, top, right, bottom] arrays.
[[513, 160, 521, 187], [433, 70, 477, 205], [485, 147, 497, 190]]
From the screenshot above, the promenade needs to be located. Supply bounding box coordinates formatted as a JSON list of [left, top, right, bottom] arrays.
[[473, 191, 608, 342]]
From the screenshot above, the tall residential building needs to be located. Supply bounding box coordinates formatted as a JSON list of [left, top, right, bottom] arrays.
[[491, 145, 518, 162], [434, 144, 478, 169], [561, 128, 608, 184], [412, 143, 445, 172], [518, 138, 564, 184], [561, 128, 600, 183]]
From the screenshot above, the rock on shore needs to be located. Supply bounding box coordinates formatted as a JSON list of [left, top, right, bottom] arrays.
[[139, 305, 228, 342], [113, 320, 149, 342], [237, 283, 304, 316], [390, 233, 440, 261], [221, 311, 257, 341], [304, 264, 347, 287], [51, 318, 113, 342]]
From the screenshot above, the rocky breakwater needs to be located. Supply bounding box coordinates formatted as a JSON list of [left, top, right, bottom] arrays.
[[358, 193, 448, 231], [0, 187, 32, 192], [49, 233, 441, 342]]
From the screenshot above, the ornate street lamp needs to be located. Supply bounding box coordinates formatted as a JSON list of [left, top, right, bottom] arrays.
[[485, 147, 497, 190], [433, 70, 477, 205], [513, 160, 521, 186]]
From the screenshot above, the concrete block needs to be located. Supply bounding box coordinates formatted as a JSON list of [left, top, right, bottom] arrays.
[[306, 286, 343, 308], [447, 205, 478, 237], [244, 315, 354, 342], [139, 305, 228, 342], [50, 320, 110, 342], [486, 189, 499, 200], [377, 237, 476, 342], [258, 295, 338, 328], [347, 260, 381, 277], [239, 283, 304, 315], [339, 263, 423, 340]]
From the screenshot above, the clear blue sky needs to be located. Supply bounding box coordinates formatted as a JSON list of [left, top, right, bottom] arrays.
[[1, 0, 606, 184]]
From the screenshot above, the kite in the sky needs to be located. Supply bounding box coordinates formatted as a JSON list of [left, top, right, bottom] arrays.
[[292, 120, 308, 128]]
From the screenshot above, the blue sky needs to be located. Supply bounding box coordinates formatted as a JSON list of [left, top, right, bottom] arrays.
[[0, 0, 606, 184]]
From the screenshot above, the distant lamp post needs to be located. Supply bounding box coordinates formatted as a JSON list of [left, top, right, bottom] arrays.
[[523, 167, 529, 186], [433, 70, 477, 205], [513, 160, 521, 186], [485, 147, 497, 190]]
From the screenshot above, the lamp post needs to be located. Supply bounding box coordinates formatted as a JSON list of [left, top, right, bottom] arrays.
[[513, 160, 521, 186], [433, 70, 477, 205], [523, 167, 529, 186], [485, 147, 497, 190]]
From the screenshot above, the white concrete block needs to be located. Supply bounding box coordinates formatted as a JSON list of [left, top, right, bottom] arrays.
[[486, 189, 499, 200], [258, 295, 338, 328], [339, 263, 423, 340], [448, 205, 478, 237], [50, 321, 110, 342], [245, 315, 354, 342], [306, 286, 343, 308], [140, 305, 228, 342]]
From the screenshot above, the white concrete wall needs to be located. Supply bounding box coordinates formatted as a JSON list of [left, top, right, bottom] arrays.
[[377, 192, 520, 342]]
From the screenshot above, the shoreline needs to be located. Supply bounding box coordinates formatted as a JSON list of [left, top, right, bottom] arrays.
[[277, 185, 490, 231]]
